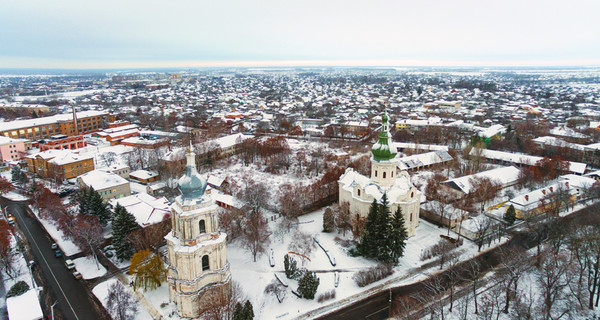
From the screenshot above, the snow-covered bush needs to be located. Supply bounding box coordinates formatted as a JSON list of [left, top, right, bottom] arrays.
[[317, 290, 336, 303], [353, 263, 393, 287]]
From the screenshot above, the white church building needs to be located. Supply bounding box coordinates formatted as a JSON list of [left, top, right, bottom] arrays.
[[165, 148, 231, 318], [338, 113, 422, 236]]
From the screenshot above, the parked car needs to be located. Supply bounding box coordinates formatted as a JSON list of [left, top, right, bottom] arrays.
[[54, 249, 62, 258], [57, 189, 75, 198], [65, 259, 75, 270], [73, 271, 82, 280], [51, 243, 58, 250], [7, 216, 15, 225]]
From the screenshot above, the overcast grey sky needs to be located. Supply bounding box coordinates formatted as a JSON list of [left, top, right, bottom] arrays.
[[1, 0, 599, 68]]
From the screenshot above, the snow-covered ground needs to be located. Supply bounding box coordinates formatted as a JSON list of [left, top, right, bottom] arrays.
[[129, 181, 147, 195], [2, 191, 29, 201], [92, 278, 152, 320], [72, 256, 106, 280], [136, 206, 486, 320], [0, 232, 37, 314], [29, 206, 81, 256], [440, 261, 600, 320]]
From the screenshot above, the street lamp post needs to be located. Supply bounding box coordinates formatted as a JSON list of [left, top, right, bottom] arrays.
[[50, 301, 58, 320]]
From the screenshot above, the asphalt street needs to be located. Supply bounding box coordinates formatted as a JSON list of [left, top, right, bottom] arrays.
[[2, 198, 106, 320]]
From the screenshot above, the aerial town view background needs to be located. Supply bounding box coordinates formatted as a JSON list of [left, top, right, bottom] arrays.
[[1, 1, 600, 320]]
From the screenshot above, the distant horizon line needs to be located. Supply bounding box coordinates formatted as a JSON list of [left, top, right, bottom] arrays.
[[1, 58, 600, 71]]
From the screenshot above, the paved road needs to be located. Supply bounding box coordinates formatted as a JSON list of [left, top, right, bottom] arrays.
[[1, 198, 107, 320]]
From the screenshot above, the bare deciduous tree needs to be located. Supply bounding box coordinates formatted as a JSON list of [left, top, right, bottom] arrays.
[[105, 282, 138, 320], [243, 210, 271, 262], [200, 282, 244, 320]]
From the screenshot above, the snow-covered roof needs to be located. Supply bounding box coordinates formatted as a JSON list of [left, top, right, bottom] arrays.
[[444, 166, 521, 194], [338, 168, 414, 204], [0, 110, 108, 132], [550, 126, 589, 139], [397, 150, 453, 171], [100, 124, 138, 134], [78, 170, 129, 190], [130, 169, 159, 180], [27, 149, 93, 165], [479, 124, 506, 138], [559, 174, 597, 189], [0, 136, 27, 145], [508, 181, 575, 212], [473, 148, 587, 175], [213, 193, 242, 208], [106, 128, 139, 139], [207, 176, 225, 188], [212, 133, 251, 149], [121, 136, 166, 145], [393, 142, 449, 151], [110, 193, 170, 226], [6, 290, 44, 320], [532, 136, 585, 151]]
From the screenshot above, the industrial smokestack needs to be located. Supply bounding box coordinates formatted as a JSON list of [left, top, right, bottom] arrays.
[[72, 106, 79, 135]]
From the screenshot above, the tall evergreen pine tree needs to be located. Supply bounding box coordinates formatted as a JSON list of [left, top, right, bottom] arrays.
[[359, 199, 379, 258], [504, 204, 516, 225], [79, 188, 111, 225], [376, 193, 394, 262], [112, 203, 140, 260], [390, 207, 408, 263]]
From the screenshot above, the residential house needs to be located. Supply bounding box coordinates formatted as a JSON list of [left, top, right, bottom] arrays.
[[78, 170, 131, 201], [110, 192, 170, 227], [129, 169, 160, 184]]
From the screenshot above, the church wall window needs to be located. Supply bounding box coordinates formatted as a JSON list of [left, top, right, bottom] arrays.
[[410, 213, 413, 222], [391, 171, 394, 177], [202, 255, 210, 271], [383, 172, 386, 179], [199, 219, 206, 234], [411, 192, 414, 198], [375, 170, 377, 177], [357, 189, 361, 196]]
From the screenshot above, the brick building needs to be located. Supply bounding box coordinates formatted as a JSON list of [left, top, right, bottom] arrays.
[[0, 110, 114, 140], [26, 149, 94, 180], [39, 135, 87, 151]]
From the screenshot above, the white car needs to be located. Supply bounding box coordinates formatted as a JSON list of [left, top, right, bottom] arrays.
[[65, 259, 75, 270]]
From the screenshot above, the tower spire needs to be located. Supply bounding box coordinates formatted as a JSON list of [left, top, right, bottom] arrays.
[[371, 110, 397, 162]]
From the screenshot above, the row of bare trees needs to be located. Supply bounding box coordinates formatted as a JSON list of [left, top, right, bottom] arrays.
[[395, 212, 600, 319]]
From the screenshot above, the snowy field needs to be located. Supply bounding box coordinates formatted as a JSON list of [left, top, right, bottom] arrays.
[[72, 256, 107, 280]]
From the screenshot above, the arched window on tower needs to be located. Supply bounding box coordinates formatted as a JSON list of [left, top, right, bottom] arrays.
[[375, 170, 378, 177], [202, 255, 210, 271], [383, 172, 386, 179], [199, 219, 206, 234]]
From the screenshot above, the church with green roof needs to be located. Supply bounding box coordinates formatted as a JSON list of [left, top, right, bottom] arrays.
[[338, 112, 422, 237]]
